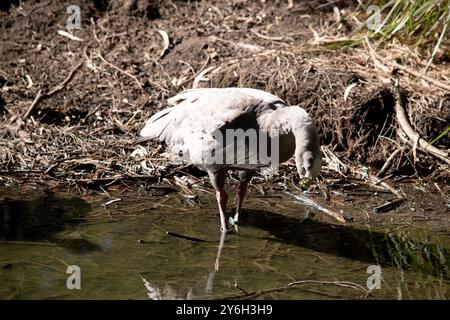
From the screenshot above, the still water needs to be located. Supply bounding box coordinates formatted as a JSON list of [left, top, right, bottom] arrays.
[[0, 185, 449, 299]]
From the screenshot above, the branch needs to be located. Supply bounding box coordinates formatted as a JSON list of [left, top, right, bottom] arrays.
[[376, 147, 404, 178], [393, 80, 450, 166], [285, 191, 346, 223], [392, 62, 450, 93], [97, 53, 143, 90], [23, 61, 84, 120]]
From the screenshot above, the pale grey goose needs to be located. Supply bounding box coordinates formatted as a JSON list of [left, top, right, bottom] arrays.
[[138, 88, 322, 232]]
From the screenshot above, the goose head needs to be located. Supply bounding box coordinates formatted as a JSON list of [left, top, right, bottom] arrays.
[[291, 107, 322, 188]]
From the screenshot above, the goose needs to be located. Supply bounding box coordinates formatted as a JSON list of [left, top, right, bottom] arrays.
[[137, 88, 322, 232]]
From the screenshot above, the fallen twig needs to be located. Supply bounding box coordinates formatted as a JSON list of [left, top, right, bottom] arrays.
[[97, 53, 143, 90], [288, 280, 368, 295], [393, 62, 450, 92], [285, 191, 346, 223], [224, 279, 369, 299], [166, 231, 206, 243], [101, 198, 122, 207], [70, 174, 158, 184], [377, 147, 404, 178], [322, 146, 405, 200], [57, 29, 84, 42], [365, 37, 450, 92], [193, 66, 216, 89], [251, 29, 284, 41], [351, 166, 405, 200], [373, 198, 406, 213], [23, 61, 84, 120], [0, 240, 57, 246]]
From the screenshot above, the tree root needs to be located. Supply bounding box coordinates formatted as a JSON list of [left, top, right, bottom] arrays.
[[393, 79, 450, 166]]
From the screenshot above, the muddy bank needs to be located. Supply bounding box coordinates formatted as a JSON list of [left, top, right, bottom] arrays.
[[0, 0, 449, 189]]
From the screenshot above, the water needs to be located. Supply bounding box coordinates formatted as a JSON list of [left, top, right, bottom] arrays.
[[0, 185, 449, 300]]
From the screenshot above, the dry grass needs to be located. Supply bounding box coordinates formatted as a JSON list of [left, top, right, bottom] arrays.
[[0, 0, 449, 190]]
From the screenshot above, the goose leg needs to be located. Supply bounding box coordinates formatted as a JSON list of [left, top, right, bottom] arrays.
[[233, 171, 252, 224], [216, 190, 229, 232], [209, 170, 229, 232], [233, 182, 247, 223]]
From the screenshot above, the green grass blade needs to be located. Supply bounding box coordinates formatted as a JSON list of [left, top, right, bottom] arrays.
[[429, 126, 450, 146]]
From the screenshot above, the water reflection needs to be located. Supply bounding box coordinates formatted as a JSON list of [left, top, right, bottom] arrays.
[[1, 191, 449, 299], [0, 194, 101, 253], [241, 209, 450, 280], [141, 207, 450, 299]]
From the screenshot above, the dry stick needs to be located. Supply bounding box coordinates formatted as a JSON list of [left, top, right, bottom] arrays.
[[44, 156, 79, 174], [364, 36, 450, 92], [392, 61, 450, 93], [0, 170, 43, 174], [288, 280, 368, 295], [362, 170, 404, 200], [324, 145, 404, 199], [0, 260, 65, 274], [166, 231, 206, 243], [393, 80, 450, 166], [373, 198, 405, 213], [366, 38, 450, 165], [397, 129, 450, 169], [69, 174, 158, 183], [285, 191, 346, 223], [250, 29, 284, 41], [23, 61, 84, 120], [364, 37, 390, 73], [377, 147, 404, 178], [226, 279, 368, 299], [0, 240, 57, 246], [97, 53, 143, 90]]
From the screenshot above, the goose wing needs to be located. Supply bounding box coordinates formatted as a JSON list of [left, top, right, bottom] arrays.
[[138, 88, 286, 168]]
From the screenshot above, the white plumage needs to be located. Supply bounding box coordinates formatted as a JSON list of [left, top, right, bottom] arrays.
[[138, 87, 321, 232]]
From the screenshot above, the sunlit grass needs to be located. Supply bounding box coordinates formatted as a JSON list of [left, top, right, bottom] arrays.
[[326, 0, 450, 65]]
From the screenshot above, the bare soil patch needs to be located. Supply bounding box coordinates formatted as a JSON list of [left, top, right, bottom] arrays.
[[0, 0, 449, 191]]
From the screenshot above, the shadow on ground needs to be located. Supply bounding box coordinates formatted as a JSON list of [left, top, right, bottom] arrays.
[[241, 209, 450, 280]]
